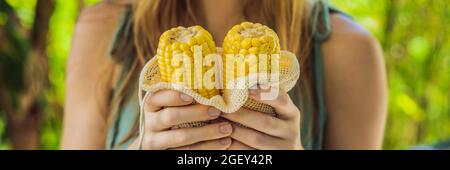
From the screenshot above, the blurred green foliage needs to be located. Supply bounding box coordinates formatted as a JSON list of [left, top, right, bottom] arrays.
[[332, 0, 450, 149], [0, 0, 100, 150], [0, 0, 449, 150]]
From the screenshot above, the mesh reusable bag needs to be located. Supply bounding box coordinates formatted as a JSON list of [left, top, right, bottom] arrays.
[[136, 47, 300, 149]]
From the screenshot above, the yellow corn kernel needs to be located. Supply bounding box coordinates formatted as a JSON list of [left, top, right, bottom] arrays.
[[222, 22, 281, 87], [241, 39, 252, 49], [156, 26, 219, 98]]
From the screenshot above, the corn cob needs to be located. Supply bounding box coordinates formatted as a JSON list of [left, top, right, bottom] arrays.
[[222, 22, 280, 88], [157, 26, 219, 98]]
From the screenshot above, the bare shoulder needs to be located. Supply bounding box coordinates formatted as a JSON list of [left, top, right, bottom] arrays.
[[321, 14, 385, 84], [62, 2, 130, 149], [321, 13, 387, 102], [322, 14, 381, 60], [66, 1, 129, 98], [65, 1, 128, 109], [66, 1, 129, 96], [77, 1, 128, 23], [321, 14, 387, 149], [67, 2, 128, 72]]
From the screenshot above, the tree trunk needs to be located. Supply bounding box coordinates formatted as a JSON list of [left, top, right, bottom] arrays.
[[0, 0, 55, 150]]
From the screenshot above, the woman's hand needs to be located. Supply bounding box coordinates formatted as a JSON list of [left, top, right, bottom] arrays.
[[130, 90, 233, 150], [222, 84, 303, 150]]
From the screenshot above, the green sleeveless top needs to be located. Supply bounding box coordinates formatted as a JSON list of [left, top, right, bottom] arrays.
[[106, 1, 346, 150]]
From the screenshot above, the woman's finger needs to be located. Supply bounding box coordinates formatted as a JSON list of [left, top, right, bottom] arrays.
[[145, 90, 194, 112], [230, 124, 286, 150], [147, 104, 221, 131], [171, 138, 232, 150], [248, 84, 300, 120], [148, 122, 233, 149], [227, 140, 255, 150], [222, 108, 291, 139]]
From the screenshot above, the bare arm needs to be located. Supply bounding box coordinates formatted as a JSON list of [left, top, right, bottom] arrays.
[[61, 3, 126, 149], [322, 14, 388, 149]]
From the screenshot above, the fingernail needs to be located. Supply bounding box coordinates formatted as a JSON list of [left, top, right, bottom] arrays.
[[208, 107, 221, 117], [259, 83, 271, 90], [219, 138, 231, 145], [219, 123, 232, 134], [180, 93, 193, 102]]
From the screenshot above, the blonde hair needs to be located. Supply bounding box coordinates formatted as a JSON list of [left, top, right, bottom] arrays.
[[109, 0, 315, 147]]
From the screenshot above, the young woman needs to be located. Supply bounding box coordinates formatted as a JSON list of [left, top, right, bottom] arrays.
[[61, 0, 387, 150]]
